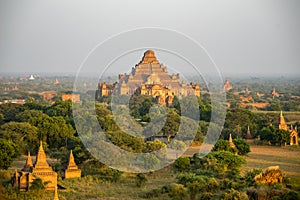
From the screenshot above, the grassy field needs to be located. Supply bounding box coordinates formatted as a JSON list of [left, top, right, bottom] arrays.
[[242, 144, 300, 192], [242, 145, 300, 178]]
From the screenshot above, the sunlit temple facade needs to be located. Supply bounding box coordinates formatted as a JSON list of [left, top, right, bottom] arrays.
[[12, 142, 57, 191], [279, 111, 298, 145], [97, 50, 200, 106]]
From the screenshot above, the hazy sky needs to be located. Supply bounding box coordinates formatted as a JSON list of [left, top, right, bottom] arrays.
[[0, 0, 299, 76]]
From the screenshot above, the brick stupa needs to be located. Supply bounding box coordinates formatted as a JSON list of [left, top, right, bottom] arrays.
[[12, 141, 57, 191], [31, 141, 57, 190], [64, 150, 81, 179]]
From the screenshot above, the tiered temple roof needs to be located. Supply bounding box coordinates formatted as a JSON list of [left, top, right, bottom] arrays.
[[97, 50, 200, 106], [13, 141, 57, 191]]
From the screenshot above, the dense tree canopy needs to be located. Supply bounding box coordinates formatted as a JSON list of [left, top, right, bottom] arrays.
[[0, 139, 18, 169]]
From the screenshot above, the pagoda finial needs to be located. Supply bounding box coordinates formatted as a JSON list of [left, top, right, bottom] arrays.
[[279, 111, 288, 130], [53, 186, 59, 200], [246, 125, 252, 139], [27, 151, 33, 166], [68, 150, 75, 167], [229, 134, 236, 148], [22, 151, 33, 171], [64, 149, 81, 178], [39, 141, 43, 150], [229, 134, 233, 142]]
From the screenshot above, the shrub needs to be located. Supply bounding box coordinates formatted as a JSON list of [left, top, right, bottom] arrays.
[[278, 191, 300, 200], [187, 181, 202, 200], [174, 157, 191, 171], [135, 173, 147, 187], [233, 138, 251, 155], [212, 140, 231, 152], [200, 151, 246, 177], [30, 178, 46, 190], [222, 188, 249, 200], [0, 139, 18, 170], [0, 170, 12, 180], [205, 178, 219, 192], [168, 183, 188, 200], [244, 169, 262, 186], [198, 192, 213, 200], [177, 173, 206, 186], [144, 188, 162, 198]]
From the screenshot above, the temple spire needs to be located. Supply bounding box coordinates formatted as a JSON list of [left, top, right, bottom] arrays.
[[23, 151, 33, 171], [279, 111, 288, 130], [64, 150, 81, 179], [34, 141, 50, 168], [53, 186, 59, 200], [229, 134, 236, 148], [246, 126, 252, 139], [68, 150, 76, 169]]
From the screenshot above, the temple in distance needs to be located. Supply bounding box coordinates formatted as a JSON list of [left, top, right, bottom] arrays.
[[97, 50, 200, 106], [279, 111, 298, 145]]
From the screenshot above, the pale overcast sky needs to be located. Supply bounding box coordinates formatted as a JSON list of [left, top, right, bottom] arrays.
[[0, 0, 299, 76]]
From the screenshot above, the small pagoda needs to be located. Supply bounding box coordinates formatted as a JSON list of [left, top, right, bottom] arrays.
[[229, 134, 236, 148], [64, 150, 81, 179]]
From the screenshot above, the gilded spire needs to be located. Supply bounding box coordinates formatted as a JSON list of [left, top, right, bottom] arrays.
[[68, 150, 75, 167], [64, 149, 81, 179], [53, 186, 59, 200], [67, 150, 78, 170], [22, 151, 33, 171], [229, 134, 236, 148], [34, 141, 50, 169], [246, 125, 252, 139], [279, 111, 288, 130]]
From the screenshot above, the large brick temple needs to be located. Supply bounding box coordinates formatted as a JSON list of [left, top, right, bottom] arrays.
[[97, 50, 200, 106]]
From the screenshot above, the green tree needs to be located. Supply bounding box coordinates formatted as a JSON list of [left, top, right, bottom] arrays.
[[146, 140, 166, 152], [205, 178, 219, 192], [162, 109, 180, 140], [212, 139, 231, 152], [233, 138, 250, 155], [204, 151, 246, 174], [44, 100, 73, 125], [29, 115, 75, 148], [30, 178, 46, 190], [174, 157, 191, 171], [15, 110, 44, 122], [0, 139, 18, 169], [222, 188, 249, 200], [260, 125, 276, 144], [0, 122, 39, 153], [187, 181, 201, 200], [275, 129, 290, 146], [0, 103, 24, 122], [168, 183, 188, 200]]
